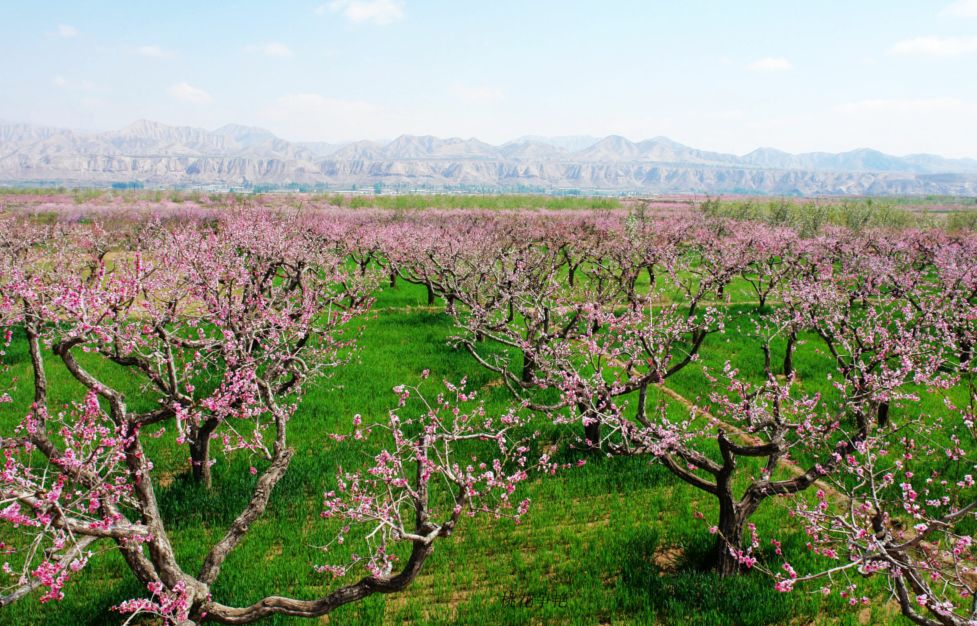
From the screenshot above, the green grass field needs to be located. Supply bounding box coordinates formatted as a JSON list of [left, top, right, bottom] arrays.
[[0, 273, 934, 625]]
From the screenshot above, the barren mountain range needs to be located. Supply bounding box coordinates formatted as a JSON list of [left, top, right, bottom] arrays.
[[2, 120, 977, 195]]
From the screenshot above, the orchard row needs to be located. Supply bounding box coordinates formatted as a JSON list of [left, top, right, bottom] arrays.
[[1, 206, 975, 625]]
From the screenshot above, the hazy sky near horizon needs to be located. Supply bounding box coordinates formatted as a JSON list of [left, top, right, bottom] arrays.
[[3, 1, 977, 157]]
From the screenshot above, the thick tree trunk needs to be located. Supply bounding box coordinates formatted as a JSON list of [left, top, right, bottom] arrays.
[[521, 351, 535, 384], [567, 265, 576, 288], [783, 331, 797, 378], [389, 271, 397, 288], [877, 401, 890, 428], [190, 418, 220, 488], [627, 276, 640, 309], [578, 401, 603, 447], [713, 500, 745, 577], [711, 481, 766, 577], [425, 281, 435, 305], [583, 417, 601, 446]]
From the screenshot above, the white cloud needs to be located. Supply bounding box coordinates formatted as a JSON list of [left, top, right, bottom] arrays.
[[890, 35, 977, 56], [941, 0, 977, 17], [136, 45, 173, 58], [56, 24, 78, 38], [448, 84, 505, 103], [321, 0, 405, 25], [51, 75, 96, 91], [261, 42, 293, 58], [746, 57, 792, 72], [834, 97, 964, 114], [167, 82, 213, 104]]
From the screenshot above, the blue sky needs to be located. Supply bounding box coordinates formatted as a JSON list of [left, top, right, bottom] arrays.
[[2, 1, 977, 157]]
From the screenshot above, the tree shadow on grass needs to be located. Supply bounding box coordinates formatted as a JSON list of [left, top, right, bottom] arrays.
[[615, 533, 804, 626]]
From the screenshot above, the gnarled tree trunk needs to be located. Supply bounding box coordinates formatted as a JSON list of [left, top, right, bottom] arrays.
[[783, 330, 797, 378], [877, 401, 890, 429], [713, 500, 746, 577], [521, 351, 536, 384], [712, 490, 764, 577], [190, 417, 220, 488]]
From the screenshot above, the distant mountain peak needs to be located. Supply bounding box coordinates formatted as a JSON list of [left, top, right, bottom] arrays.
[[215, 123, 266, 133], [118, 119, 171, 134], [598, 134, 635, 145], [644, 136, 685, 148], [2, 119, 976, 194], [512, 135, 600, 152]]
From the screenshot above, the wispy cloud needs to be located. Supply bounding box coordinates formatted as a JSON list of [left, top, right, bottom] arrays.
[[320, 0, 405, 25], [448, 84, 505, 103], [834, 97, 964, 114], [941, 0, 977, 17], [168, 82, 212, 104], [52, 75, 96, 91], [260, 42, 293, 58], [56, 24, 78, 38], [746, 57, 792, 72], [890, 35, 977, 56], [136, 45, 174, 59]]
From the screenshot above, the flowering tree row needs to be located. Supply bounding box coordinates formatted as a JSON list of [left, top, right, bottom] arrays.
[[362, 209, 977, 624], [0, 211, 539, 623], [1, 202, 976, 625]]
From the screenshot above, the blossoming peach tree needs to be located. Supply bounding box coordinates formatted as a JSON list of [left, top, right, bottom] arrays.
[[771, 398, 977, 626], [0, 214, 539, 624], [767, 232, 977, 626]]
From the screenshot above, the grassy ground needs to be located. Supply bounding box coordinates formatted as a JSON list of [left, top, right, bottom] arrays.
[[0, 278, 927, 625]]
